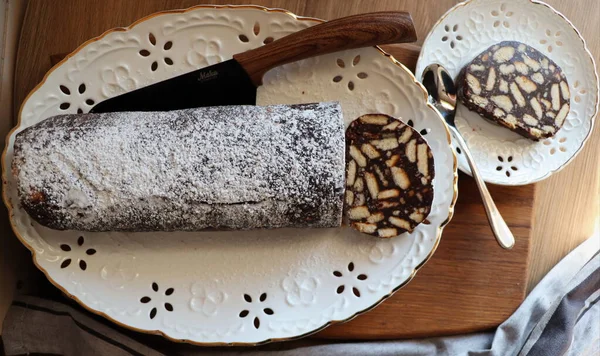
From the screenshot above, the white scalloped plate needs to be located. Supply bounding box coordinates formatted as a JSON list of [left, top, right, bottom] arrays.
[[416, 0, 598, 185], [2, 5, 457, 345]]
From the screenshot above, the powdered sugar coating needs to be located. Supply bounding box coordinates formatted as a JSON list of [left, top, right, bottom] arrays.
[[12, 102, 345, 231]]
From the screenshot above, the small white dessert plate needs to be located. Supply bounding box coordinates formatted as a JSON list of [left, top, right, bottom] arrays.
[[416, 0, 598, 185]]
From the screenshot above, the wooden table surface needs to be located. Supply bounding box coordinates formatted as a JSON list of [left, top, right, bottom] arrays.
[[1, 0, 598, 340]]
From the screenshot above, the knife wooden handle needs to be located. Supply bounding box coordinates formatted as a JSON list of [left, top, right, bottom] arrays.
[[233, 11, 417, 86]]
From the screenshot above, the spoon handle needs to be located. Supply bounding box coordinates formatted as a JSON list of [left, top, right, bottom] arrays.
[[451, 129, 516, 249]]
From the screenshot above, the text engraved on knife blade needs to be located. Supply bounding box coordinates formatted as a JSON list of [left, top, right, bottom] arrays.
[[197, 69, 219, 83]]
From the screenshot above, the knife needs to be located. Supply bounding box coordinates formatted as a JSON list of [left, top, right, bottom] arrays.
[[90, 11, 417, 113]]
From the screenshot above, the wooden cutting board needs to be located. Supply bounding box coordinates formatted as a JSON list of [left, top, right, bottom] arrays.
[[11, 0, 534, 340]]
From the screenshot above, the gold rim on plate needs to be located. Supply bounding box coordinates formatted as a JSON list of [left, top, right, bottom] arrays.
[[1, 4, 458, 346]]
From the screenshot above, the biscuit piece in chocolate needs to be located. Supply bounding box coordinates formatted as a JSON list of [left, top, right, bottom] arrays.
[[345, 114, 434, 238], [458, 41, 570, 140]]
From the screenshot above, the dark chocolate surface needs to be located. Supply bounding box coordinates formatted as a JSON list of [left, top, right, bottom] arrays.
[[458, 41, 570, 140], [344, 114, 434, 238]]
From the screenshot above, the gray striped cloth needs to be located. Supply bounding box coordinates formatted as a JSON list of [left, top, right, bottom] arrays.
[[3, 234, 599, 356]]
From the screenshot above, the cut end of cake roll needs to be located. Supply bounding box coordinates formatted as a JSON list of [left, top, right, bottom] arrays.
[[457, 41, 570, 141], [344, 114, 434, 238]]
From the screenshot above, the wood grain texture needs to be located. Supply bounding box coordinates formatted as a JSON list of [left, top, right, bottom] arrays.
[[3, 0, 597, 340], [234, 11, 417, 85]]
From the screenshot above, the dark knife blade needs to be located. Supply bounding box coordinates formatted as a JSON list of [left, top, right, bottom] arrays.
[[90, 60, 256, 113], [90, 11, 418, 113]]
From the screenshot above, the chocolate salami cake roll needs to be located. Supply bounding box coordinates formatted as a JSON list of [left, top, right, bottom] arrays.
[[458, 41, 570, 140], [12, 103, 345, 231], [344, 114, 434, 238]]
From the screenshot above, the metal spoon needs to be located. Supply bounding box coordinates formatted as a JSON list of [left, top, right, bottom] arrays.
[[421, 63, 515, 250]]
